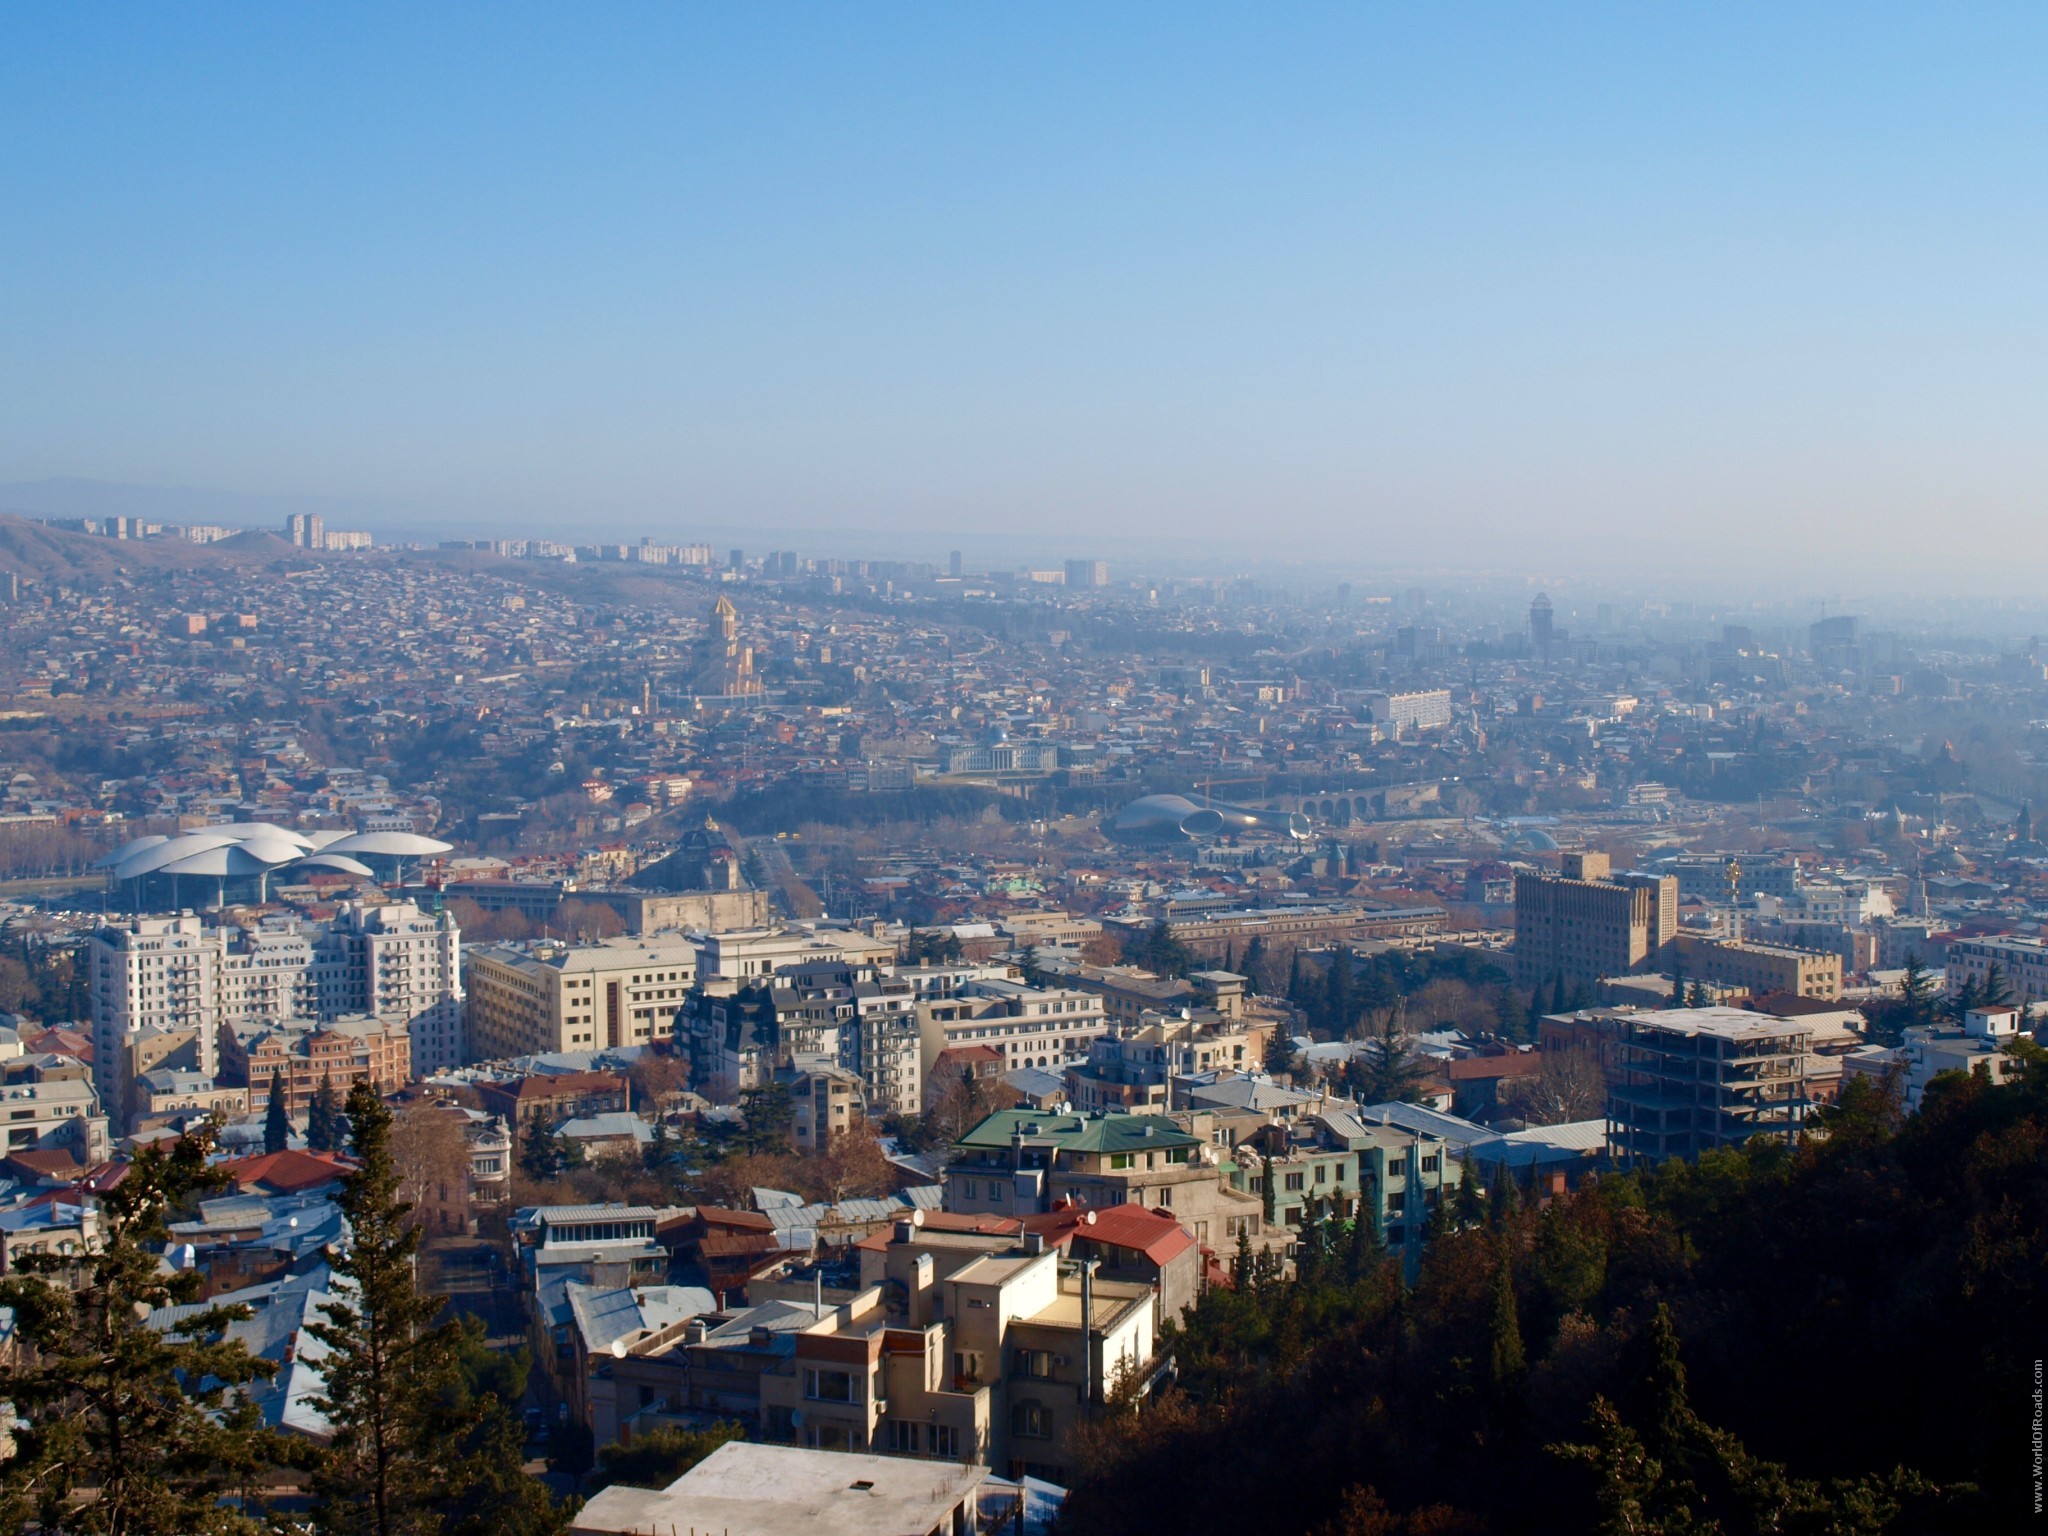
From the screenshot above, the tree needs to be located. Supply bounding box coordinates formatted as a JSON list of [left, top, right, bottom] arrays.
[[0, 1129, 285, 1535], [1131, 920, 1193, 978], [307, 1071, 345, 1154], [1357, 1004, 1429, 1104], [1865, 956, 1939, 1048], [263, 1068, 291, 1155], [628, 1048, 691, 1114], [1979, 961, 2015, 1009], [426, 1317, 569, 1536], [1242, 934, 1270, 993], [308, 1081, 466, 1536], [1264, 1025, 1297, 1080], [733, 1081, 796, 1157], [1554, 1306, 1940, 1536], [644, 1117, 673, 1173], [1323, 947, 1356, 1035], [1487, 1245, 1526, 1396], [520, 1107, 571, 1182], [555, 898, 625, 941], [820, 1118, 894, 1200], [388, 1101, 476, 1237], [591, 1421, 743, 1491], [1501, 1044, 1606, 1126]]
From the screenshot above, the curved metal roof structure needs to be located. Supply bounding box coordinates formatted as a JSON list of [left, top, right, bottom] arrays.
[[1107, 793, 1310, 843], [321, 831, 453, 857], [94, 834, 170, 871], [288, 852, 377, 876], [104, 822, 394, 886]]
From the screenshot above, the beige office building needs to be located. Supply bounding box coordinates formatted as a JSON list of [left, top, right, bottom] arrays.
[[1677, 934, 1842, 1002], [464, 937, 697, 1063]]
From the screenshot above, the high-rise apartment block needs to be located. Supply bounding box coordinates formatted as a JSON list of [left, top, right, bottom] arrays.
[[1514, 852, 1677, 991], [1528, 592, 1555, 659], [1064, 559, 1108, 589], [88, 902, 461, 1126]]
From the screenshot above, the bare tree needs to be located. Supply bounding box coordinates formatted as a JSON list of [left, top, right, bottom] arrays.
[[387, 1101, 476, 1238], [1500, 1045, 1606, 1125], [556, 899, 626, 940], [1408, 977, 1500, 1034]]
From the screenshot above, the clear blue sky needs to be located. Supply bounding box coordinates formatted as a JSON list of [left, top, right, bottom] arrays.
[[4, 5, 2046, 577]]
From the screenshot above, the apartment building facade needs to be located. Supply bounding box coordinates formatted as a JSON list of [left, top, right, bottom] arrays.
[[464, 936, 696, 1062], [1514, 852, 1678, 990]]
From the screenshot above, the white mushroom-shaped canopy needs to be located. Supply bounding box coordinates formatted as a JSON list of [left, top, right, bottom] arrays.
[[287, 852, 377, 877], [216, 823, 316, 850], [111, 829, 242, 880], [302, 829, 355, 850], [156, 842, 282, 878], [321, 832, 453, 857], [95, 834, 169, 871]]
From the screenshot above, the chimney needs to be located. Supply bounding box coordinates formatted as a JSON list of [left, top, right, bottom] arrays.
[[1022, 1231, 1045, 1256]]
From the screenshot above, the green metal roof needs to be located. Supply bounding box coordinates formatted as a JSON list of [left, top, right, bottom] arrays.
[[954, 1109, 1201, 1154]]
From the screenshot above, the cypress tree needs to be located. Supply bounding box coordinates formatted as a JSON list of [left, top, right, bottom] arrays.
[[1346, 1199, 1386, 1283], [264, 1068, 291, 1155], [1487, 1245, 1526, 1394], [308, 1071, 343, 1154], [309, 1082, 464, 1536]]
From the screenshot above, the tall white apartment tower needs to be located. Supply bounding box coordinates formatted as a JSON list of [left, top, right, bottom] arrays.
[[321, 903, 465, 1074], [88, 916, 223, 1126]]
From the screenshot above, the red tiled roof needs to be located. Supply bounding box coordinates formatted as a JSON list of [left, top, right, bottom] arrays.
[[3, 1148, 84, 1180], [217, 1149, 354, 1194], [1022, 1203, 1196, 1267]]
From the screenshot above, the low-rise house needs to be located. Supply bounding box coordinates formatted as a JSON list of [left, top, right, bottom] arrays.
[[571, 1441, 986, 1536]]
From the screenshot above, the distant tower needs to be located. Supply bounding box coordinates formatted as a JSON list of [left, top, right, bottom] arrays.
[[695, 595, 762, 698], [307, 513, 325, 551], [949, 550, 963, 578], [2019, 801, 2035, 846], [1529, 593, 1555, 661]]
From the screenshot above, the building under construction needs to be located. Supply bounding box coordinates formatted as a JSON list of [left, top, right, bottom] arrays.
[[1605, 1006, 1813, 1166]]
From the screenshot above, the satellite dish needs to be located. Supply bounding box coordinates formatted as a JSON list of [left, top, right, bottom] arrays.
[[791, 1409, 805, 1428], [610, 1338, 628, 1359]]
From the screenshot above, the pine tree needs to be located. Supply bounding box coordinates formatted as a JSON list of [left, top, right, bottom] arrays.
[[1981, 961, 2015, 1008], [308, 1071, 343, 1154], [264, 1068, 291, 1155], [309, 1081, 465, 1536], [1898, 956, 1936, 1030], [1359, 1004, 1428, 1104], [520, 1106, 565, 1181], [427, 1317, 569, 1536], [0, 1128, 285, 1534]]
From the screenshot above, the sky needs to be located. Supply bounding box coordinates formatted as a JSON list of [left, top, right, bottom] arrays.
[[4, 5, 2048, 581]]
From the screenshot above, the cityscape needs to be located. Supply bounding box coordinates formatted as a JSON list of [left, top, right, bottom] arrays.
[[1, 9, 2043, 1536]]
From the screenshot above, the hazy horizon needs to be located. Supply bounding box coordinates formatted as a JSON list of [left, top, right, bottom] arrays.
[[7, 6, 2048, 585]]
